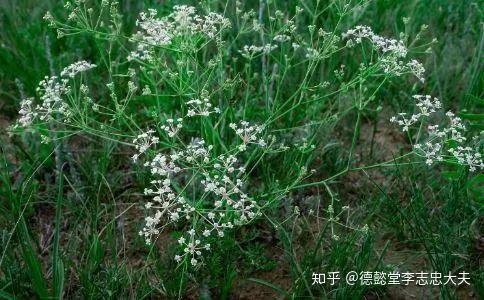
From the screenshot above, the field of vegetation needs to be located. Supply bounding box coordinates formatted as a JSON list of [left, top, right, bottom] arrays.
[[0, 0, 482, 299]]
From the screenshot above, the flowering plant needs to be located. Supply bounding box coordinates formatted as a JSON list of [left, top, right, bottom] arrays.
[[7, 1, 482, 297]]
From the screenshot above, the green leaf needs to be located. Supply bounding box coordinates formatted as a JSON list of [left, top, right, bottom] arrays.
[[19, 229, 50, 298], [0, 290, 15, 300], [52, 172, 65, 299], [459, 113, 484, 121], [467, 174, 484, 203], [441, 171, 460, 181]]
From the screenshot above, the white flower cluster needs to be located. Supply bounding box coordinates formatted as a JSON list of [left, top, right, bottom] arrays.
[[238, 44, 278, 59], [343, 25, 425, 82], [390, 113, 420, 132], [306, 47, 321, 60], [16, 60, 97, 129], [391, 96, 483, 171], [414, 142, 443, 165], [449, 146, 483, 172], [132, 129, 159, 162], [162, 118, 183, 137], [18, 98, 37, 127], [390, 95, 442, 131], [128, 6, 231, 61], [229, 121, 267, 151], [406, 59, 426, 83], [343, 25, 407, 57], [186, 98, 221, 117], [60, 60, 96, 78], [175, 231, 211, 266], [137, 130, 264, 266], [273, 34, 291, 43], [413, 95, 442, 116], [202, 12, 232, 38], [35, 76, 71, 122]]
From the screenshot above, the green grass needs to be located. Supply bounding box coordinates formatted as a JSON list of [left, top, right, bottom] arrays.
[[0, 0, 482, 299]]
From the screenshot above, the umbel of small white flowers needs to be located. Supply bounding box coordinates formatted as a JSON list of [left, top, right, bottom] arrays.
[[16, 60, 96, 129], [186, 98, 221, 117], [390, 95, 442, 132], [391, 95, 483, 171], [162, 118, 183, 138], [60, 60, 96, 78], [132, 129, 159, 162], [134, 121, 266, 267], [238, 44, 278, 59], [128, 6, 231, 62], [343, 25, 425, 82], [229, 121, 266, 151]]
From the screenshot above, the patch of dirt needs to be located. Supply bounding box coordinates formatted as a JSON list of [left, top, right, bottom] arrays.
[[231, 244, 292, 300], [358, 117, 407, 161]]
